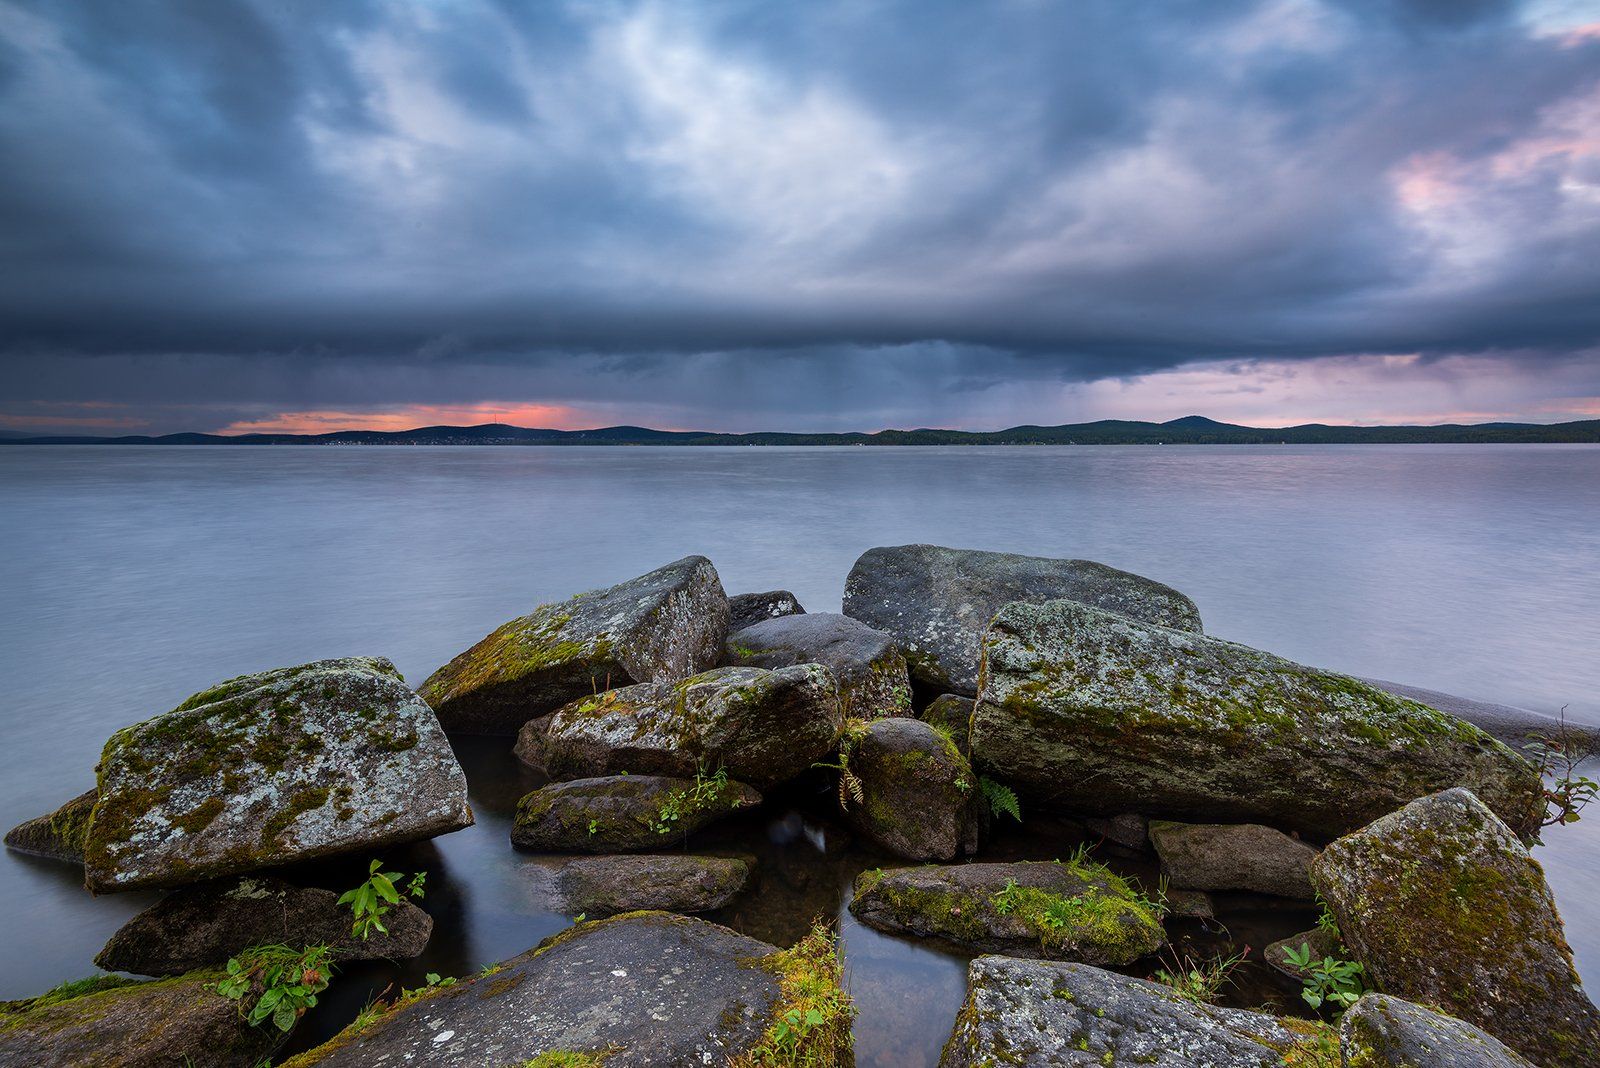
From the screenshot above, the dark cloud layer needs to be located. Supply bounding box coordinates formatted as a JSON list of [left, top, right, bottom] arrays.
[[1, 0, 1598, 432]]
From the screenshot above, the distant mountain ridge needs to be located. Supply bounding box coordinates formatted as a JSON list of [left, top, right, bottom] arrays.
[[5, 415, 1598, 446]]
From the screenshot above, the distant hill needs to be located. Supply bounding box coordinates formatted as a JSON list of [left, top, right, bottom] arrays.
[[5, 416, 1598, 446]]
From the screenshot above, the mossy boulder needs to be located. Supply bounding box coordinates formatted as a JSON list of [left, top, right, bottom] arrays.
[[1310, 787, 1600, 1068], [82, 657, 473, 893], [842, 544, 1202, 695], [541, 664, 842, 789], [938, 956, 1319, 1068], [4, 787, 97, 863], [723, 612, 911, 719], [919, 694, 973, 755], [1340, 993, 1537, 1067], [418, 556, 729, 735], [511, 774, 761, 853], [973, 599, 1543, 839], [843, 718, 979, 861], [728, 589, 805, 631], [849, 859, 1164, 964], [552, 854, 754, 916], [1148, 820, 1317, 899], [95, 875, 431, 976], [0, 969, 280, 1067]]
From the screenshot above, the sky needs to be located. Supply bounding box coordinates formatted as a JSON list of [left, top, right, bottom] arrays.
[[1, 0, 1599, 435]]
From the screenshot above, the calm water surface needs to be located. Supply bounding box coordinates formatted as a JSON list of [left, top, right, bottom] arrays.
[[2, 444, 1597, 1065]]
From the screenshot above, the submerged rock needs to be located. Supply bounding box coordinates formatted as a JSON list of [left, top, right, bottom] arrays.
[[4, 787, 96, 863], [94, 875, 431, 976], [973, 599, 1543, 839], [938, 956, 1322, 1068], [727, 589, 805, 631], [541, 664, 842, 789], [1148, 820, 1317, 899], [1310, 788, 1600, 1068], [83, 657, 473, 893], [724, 612, 912, 719], [1341, 993, 1538, 1068], [418, 555, 729, 735], [919, 694, 973, 755], [843, 717, 979, 861], [850, 859, 1164, 964], [511, 774, 761, 853], [842, 543, 1201, 694], [0, 970, 279, 1067], [552, 854, 754, 916]]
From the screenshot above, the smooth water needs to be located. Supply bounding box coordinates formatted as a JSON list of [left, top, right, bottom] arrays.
[[2, 444, 1597, 1064]]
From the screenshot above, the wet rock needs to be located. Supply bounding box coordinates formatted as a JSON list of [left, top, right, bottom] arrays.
[[1083, 812, 1148, 851], [850, 859, 1164, 965], [4, 787, 96, 863], [728, 590, 805, 631], [842, 543, 1201, 695], [1341, 993, 1538, 1068], [938, 956, 1320, 1068], [1148, 821, 1317, 899], [1310, 787, 1600, 1068], [511, 774, 761, 853], [542, 664, 842, 789], [419, 556, 729, 735], [511, 712, 553, 771], [1165, 889, 1215, 920], [919, 694, 973, 755], [553, 854, 754, 915], [724, 612, 912, 719], [1263, 926, 1341, 981], [94, 875, 432, 976], [973, 600, 1544, 839], [0, 970, 279, 1067], [843, 718, 979, 861], [83, 657, 473, 893]]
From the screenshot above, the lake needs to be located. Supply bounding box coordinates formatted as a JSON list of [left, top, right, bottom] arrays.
[[1, 443, 1596, 1065]]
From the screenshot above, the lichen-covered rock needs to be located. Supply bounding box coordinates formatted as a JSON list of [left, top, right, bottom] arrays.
[[4, 787, 96, 863], [511, 774, 761, 853], [0, 970, 280, 1067], [973, 600, 1543, 839], [83, 657, 473, 893], [1263, 926, 1341, 982], [1148, 821, 1317, 899], [94, 875, 431, 976], [511, 712, 553, 771], [843, 718, 979, 861], [938, 956, 1321, 1068], [1310, 788, 1600, 1068], [850, 859, 1163, 964], [728, 589, 805, 631], [541, 664, 842, 789], [843, 544, 1201, 695], [419, 556, 729, 735], [723, 612, 911, 719], [919, 694, 973, 755], [552, 854, 754, 916], [1341, 993, 1537, 1068]]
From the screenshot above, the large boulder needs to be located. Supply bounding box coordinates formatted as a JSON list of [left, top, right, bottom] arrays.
[[1341, 993, 1537, 1068], [4, 787, 96, 863], [552, 854, 754, 916], [973, 600, 1543, 839], [850, 859, 1163, 965], [83, 657, 473, 893], [541, 664, 842, 789], [0, 970, 280, 1067], [938, 956, 1324, 1068], [727, 589, 805, 631], [724, 612, 911, 719], [280, 912, 853, 1067], [511, 774, 761, 853], [842, 544, 1201, 694], [94, 875, 431, 976], [419, 556, 729, 735], [1310, 788, 1600, 1068], [1147, 820, 1317, 899], [843, 718, 979, 861]]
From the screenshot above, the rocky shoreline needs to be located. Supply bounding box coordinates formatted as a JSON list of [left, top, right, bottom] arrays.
[[3, 544, 1594, 1066]]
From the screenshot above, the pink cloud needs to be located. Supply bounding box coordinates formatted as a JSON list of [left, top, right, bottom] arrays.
[[218, 402, 593, 435]]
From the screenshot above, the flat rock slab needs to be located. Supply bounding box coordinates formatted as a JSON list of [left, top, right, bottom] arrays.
[[511, 774, 761, 853], [1148, 821, 1317, 899], [542, 664, 842, 789], [95, 875, 432, 976], [973, 599, 1543, 839], [843, 544, 1201, 694], [419, 556, 729, 735], [553, 854, 754, 915], [1341, 993, 1537, 1068], [1311, 787, 1600, 1068], [850, 860, 1163, 964], [938, 956, 1319, 1068], [724, 612, 911, 719], [84, 657, 473, 893], [844, 717, 978, 861], [727, 589, 805, 631], [282, 912, 787, 1066], [4, 787, 96, 863]]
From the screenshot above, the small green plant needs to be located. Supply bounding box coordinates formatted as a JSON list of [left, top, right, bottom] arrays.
[[650, 765, 736, 835], [979, 776, 1021, 822], [1526, 706, 1598, 837], [339, 858, 428, 940], [953, 774, 972, 793], [1153, 947, 1249, 1004], [587, 818, 600, 836], [731, 920, 855, 1067], [215, 943, 333, 1032], [1314, 899, 1340, 937], [398, 972, 456, 1000], [1282, 942, 1367, 1012], [992, 877, 1022, 914]]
